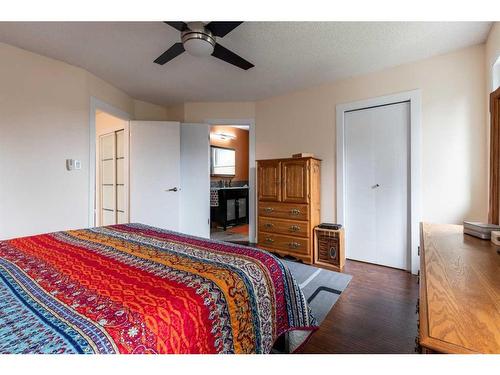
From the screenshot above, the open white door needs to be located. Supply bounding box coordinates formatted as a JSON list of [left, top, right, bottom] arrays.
[[129, 121, 180, 231], [180, 123, 210, 238]]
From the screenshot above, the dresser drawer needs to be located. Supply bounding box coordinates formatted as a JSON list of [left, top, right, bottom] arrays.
[[258, 202, 309, 221], [258, 232, 310, 255], [259, 217, 309, 238]]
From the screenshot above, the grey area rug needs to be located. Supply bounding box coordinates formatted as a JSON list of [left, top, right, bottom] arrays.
[[283, 260, 352, 325], [278, 260, 352, 352]]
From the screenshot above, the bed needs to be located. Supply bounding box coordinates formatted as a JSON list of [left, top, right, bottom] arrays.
[[0, 223, 317, 354]]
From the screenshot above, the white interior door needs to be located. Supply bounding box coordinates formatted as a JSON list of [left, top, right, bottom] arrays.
[[180, 123, 210, 238], [344, 102, 410, 270], [129, 121, 180, 231]]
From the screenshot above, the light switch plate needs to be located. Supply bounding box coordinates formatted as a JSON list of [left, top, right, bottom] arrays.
[[66, 159, 82, 171]]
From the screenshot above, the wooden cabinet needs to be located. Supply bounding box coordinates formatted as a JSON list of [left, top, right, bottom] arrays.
[[418, 223, 500, 354], [258, 160, 281, 202], [257, 157, 321, 264]]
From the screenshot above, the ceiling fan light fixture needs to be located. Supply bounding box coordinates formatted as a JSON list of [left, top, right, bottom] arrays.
[[183, 38, 214, 57], [181, 27, 215, 57]]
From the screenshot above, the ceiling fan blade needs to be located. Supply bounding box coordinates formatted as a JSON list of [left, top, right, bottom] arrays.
[[206, 22, 243, 37], [164, 21, 189, 32], [154, 43, 185, 65], [211, 43, 254, 70]]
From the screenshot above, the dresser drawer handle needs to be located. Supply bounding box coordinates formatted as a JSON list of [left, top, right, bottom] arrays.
[[290, 208, 301, 216], [265, 237, 275, 243], [264, 207, 274, 213], [288, 242, 301, 249], [264, 223, 275, 229], [289, 225, 301, 232]]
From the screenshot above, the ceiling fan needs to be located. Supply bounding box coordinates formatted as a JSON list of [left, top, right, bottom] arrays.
[[154, 21, 254, 70]]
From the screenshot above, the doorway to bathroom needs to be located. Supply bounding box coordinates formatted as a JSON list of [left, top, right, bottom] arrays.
[[209, 124, 250, 243]]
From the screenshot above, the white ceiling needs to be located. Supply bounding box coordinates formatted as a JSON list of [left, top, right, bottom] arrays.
[[0, 22, 492, 105]]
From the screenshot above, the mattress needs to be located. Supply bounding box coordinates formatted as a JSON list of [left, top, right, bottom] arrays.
[[0, 223, 317, 354]]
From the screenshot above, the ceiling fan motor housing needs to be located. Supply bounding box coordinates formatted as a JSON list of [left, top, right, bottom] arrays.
[[181, 22, 216, 57]]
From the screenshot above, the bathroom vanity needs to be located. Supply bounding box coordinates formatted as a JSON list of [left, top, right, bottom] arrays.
[[210, 187, 249, 230]]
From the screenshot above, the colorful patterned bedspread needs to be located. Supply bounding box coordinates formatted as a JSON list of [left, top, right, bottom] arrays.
[[0, 224, 317, 354]]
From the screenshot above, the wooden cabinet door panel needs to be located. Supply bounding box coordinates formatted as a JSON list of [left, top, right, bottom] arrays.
[[282, 159, 309, 203], [258, 160, 281, 202]]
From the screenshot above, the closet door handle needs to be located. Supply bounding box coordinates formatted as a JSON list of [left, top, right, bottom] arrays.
[[165, 187, 180, 192]]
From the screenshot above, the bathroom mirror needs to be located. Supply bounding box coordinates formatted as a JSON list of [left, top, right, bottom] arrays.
[[211, 146, 236, 176]]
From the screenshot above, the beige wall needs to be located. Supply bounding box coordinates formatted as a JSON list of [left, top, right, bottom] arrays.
[[95, 111, 128, 136], [183, 101, 255, 123], [134, 99, 169, 121], [86, 72, 134, 115], [166, 101, 255, 123], [166, 104, 185, 122], [486, 22, 500, 92], [0, 42, 168, 239], [256, 44, 487, 225]]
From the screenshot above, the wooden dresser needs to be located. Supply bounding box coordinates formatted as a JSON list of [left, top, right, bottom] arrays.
[[418, 223, 500, 354], [257, 157, 321, 264]]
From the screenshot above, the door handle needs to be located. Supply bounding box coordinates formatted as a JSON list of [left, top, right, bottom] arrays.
[[371, 184, 380, 189], [165, 187, 180, 192]]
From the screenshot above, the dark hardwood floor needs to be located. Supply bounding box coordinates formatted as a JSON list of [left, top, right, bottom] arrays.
[[301, 260, 419, 354]]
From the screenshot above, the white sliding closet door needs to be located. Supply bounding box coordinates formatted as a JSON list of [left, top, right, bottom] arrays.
[[344, 102, 410, 270], [129, 121, 180, 231]]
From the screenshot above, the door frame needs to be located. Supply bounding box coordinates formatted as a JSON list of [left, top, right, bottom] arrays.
[[204, 118, 256, 243], [89, 97, 131, 227], [336, 89, 422, 274]]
